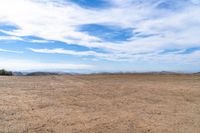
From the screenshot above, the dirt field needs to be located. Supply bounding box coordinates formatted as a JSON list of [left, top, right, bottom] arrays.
[[0, 74, 200, 133]]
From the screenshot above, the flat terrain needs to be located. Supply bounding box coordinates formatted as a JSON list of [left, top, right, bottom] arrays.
[[0, 74, 200, 133]]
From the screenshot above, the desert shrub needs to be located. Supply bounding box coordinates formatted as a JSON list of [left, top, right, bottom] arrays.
[[0, 69, 13, 76]]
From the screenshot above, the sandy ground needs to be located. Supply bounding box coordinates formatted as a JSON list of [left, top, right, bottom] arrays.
[[0, 74, 200, 133]]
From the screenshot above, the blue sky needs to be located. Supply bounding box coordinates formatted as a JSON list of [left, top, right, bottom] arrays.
[[0, 0, 200, 73]]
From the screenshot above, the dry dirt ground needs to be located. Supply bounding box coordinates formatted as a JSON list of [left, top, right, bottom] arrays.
[[0, 74, 200, 133]]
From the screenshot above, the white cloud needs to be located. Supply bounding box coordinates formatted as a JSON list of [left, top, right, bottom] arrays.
[[0, 35, 23, 41], [0, 48, 23, 54], [0, 0, 200, 61], [29, 48, 106, 57], [28, 47, 200, 65]]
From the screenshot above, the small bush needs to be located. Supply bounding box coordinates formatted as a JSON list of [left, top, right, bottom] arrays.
[[0, 69, 13, 76]]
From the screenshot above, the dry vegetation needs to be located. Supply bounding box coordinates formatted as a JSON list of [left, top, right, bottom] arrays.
[[0, 74, 200, 133]]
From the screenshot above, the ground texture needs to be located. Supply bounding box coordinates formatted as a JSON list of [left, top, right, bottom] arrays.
[[0, 74, 200, 133]]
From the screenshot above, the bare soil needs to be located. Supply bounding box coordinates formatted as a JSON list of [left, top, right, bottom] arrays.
[[0, 74, 200, 133]]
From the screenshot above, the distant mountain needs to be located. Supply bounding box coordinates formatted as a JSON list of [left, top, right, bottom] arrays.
[[26, 72, 61, 76], [2, 70, 198, 76], [147, 71, 180, 74], [194, 72, 200, 75], [12, 72, 24, 76]]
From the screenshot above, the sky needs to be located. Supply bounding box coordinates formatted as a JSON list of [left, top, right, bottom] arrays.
[[0, 0, 200, 73]]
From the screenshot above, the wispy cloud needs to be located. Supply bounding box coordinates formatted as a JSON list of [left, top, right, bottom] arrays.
[[0, 36, 23, 41], [0, 0, 199, 52], [29, 48, 107, 57], [0, 48, 23, 54], [28, 47, 200, 64]]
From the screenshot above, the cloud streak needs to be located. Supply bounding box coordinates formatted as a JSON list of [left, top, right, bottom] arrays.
[[0, 48, 23, 54], [28, 47, 200, 64]]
